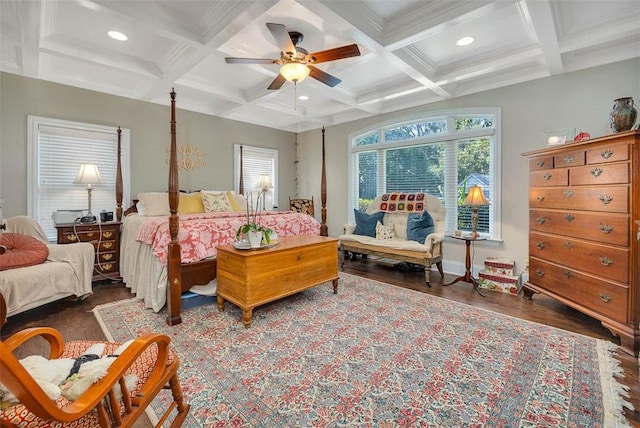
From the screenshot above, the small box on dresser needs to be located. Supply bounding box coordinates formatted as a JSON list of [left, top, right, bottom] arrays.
[[522, 130, 640, 356], [56, 221, 121, 281]]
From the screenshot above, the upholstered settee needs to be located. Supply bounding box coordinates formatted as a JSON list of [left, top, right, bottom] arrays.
[[0, 216, 94, 318], [338, 195, 446, 285]]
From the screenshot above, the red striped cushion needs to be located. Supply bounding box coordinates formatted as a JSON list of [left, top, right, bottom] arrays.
[[0, 233, 49, 271]]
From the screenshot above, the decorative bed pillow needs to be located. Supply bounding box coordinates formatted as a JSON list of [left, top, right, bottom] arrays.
[[375, 221, 395, 240], [406, 211, 435, 243], [353, 210, 384, 237], [0, 233, 49, 271], [178, 192, 205, 214], [137, 192, 170, 216], [201, 191, 233, 213]]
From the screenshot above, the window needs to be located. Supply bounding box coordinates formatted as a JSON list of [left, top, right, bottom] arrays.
[[349, 109, 501, 241], [28, 116, 131, 241], [234, 144, 278, 210]]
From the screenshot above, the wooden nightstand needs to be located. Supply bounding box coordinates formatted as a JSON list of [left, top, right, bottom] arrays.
[[56, 221, 121, 281]]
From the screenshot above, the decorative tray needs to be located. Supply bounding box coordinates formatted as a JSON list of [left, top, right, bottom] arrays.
[[233, 239, 280, 250]]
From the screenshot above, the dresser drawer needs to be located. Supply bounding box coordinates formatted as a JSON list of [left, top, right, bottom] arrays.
[[529, 186, 628, 212], [529, 169, 568, 187], [97, 251, 117, 263], [586, 143, 629, 165], [529, 156, 554, 171], [529, 210, 629, 246], [529, 258, 628, 323], [570, 163, 628, 185], [95, 261, 118, 274], [554, 150, 585, 167], [529, 232, 629, 283]]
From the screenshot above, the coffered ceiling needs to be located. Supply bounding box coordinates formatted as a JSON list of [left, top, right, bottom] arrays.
[[1, 0, 639, 132]]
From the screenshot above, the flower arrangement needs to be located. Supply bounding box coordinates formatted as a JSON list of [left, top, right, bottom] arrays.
[[236, 192, 272, 243]]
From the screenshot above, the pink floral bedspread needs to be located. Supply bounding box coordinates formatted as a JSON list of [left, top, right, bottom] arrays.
[[136, 211, 321, 266]]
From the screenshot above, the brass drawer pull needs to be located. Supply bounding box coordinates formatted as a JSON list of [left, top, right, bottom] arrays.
[[564, 271, 573, 279], [536, 242, 545, 250], [599, 292, 611, 303], [599, 194, 613, 205], [564, 155, 574, 163], [536, 195, 545, 202], [103, 242, 113, 249], [99, 263, 113, 271], [564, 189, 574, 198], [102, 254, 113, 261], [564, 214, 574, 222], [590, 167, 603, 177], [102, 231, 113, 238], [86, 232, 94, 237], [66, 234, 77, 242], [564, 241, 574, 249], [543, 173, 552, 181], [536, 160, 545, 167], [536, 217, 546, 225], [599, 223, 613, 234], [599, 256, 613, 267], [601, 149, 613, 159], [536, 269, 545, 277]]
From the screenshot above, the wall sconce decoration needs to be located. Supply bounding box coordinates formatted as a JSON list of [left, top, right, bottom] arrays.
[[165, 144, 207, 170]]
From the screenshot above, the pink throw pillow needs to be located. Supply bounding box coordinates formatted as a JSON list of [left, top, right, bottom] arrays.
[[0, 233, 49, 271]]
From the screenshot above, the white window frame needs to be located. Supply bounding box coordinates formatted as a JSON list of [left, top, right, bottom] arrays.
[[234, 144, 278, 210], [348, 108, 502, 242], [27, 116, 131, 240]]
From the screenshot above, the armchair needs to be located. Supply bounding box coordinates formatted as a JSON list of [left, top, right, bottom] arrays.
[[0, 326, 190, 427]]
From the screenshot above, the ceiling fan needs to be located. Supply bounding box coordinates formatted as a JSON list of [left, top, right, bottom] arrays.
[[225, 22, 361, 90]]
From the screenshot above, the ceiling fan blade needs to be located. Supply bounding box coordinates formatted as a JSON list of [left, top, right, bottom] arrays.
[[225, 57, 277, 64], [266, 22, 296, 54], [267, 73, 287, 90], [308, 65, 341, 87], [308, 44, 360, 64]]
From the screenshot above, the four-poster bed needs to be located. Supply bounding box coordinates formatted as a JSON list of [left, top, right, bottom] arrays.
[[115, 89, 329, 325]]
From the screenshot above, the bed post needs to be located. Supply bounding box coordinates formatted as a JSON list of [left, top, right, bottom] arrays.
[[166, 88, 182, 326], [115, 127, 123, 222], [320, 127, 328, 236], [238, 145, 244, 195]]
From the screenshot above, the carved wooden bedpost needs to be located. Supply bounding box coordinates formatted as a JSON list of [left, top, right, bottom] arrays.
[[320, 127, 328, 236], [239, 145, 244, 195], [166, 88, 182, 326], [115, 127, 123, 222]]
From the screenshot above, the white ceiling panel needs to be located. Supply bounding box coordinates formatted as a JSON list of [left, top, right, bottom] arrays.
[[1, 0, 638, 132]]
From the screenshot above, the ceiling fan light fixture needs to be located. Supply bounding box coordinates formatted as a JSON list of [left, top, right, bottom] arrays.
[[456, 36, 475, 46], [108, 30, 128, 41], [280, 63, 310, 83]]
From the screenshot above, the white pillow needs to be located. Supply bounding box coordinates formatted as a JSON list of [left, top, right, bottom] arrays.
[[137, 192, 169, 216], [201, 191, 233, 213]]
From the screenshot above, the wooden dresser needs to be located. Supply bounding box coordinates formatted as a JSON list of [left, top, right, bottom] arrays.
[[522, 130, 639, 356], [56, 221, 121, 281]]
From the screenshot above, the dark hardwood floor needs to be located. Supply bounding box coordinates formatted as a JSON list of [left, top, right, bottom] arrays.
[[2, 261, 639, 427]]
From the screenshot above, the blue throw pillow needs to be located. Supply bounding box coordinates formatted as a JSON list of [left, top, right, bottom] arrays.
[[406, 211, 435, 243], [353, 210, 384, 237]]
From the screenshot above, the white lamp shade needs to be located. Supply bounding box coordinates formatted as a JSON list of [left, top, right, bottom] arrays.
[[280, 63, 310, 83], [256, 175, 273, 191], [74, 163, 103, 186]]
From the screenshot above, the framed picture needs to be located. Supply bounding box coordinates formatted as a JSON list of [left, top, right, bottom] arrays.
[[542, 128, 575, 146]]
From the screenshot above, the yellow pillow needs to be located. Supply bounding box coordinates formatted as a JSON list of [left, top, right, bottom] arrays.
[[226, 191, 242, 211], [179, 192, 205, 214]]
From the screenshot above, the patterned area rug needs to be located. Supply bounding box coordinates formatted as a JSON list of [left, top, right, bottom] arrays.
[[93, 273, 631, 427]]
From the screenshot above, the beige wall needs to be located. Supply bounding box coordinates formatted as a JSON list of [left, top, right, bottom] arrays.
[[296, 58, 640, 275], [0, 73, 297, 217]]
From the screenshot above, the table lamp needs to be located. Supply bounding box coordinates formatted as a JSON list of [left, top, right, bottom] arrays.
[[74, 163, 103, 223], [463, 185, 490, 238], [256, 175, 273, 210]]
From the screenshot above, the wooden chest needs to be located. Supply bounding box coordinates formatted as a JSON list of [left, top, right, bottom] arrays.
[[522, 130, 640, 356], [56, 221, 121, 281]]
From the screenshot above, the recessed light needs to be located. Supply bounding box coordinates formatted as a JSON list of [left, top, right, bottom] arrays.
[[456, 36, 475, 47], [108, 31, 128, 41], [298, 95, 309, 101]]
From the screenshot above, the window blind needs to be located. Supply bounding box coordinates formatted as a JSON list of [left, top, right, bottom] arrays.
[[234, 145, 278, 209]]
